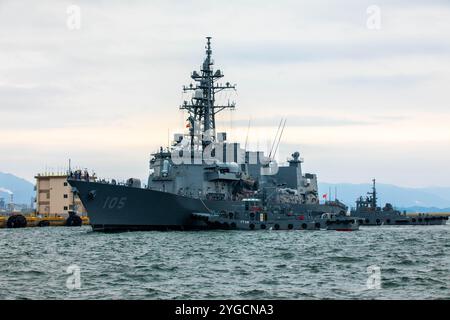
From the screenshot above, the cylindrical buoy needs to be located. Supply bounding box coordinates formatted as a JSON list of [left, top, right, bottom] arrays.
[[6, 215, 27, 228], [66, 211, 82, 227]]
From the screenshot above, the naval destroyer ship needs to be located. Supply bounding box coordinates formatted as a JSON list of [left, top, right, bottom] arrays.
[[69, 37, 352, 231], [350, 179, 448, 226]]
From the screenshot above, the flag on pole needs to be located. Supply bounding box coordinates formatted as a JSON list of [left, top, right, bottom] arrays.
[[322, 194, 328, 199]]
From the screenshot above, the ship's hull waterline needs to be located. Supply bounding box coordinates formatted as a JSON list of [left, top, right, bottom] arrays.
[[351, 212, 447, 226], [69, 179, 344, 232]]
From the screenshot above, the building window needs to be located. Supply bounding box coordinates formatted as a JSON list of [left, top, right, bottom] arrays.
[[64, 182, 68, 186], [63, 206, 68, 211], [63, 194, 68, 199], [46, 193, 50, 199]]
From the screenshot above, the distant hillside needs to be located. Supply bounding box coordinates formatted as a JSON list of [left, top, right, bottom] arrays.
[[319, 182, 450, 209], [0, 172, 34, 205], [420, 187, 450, 203], [397, 206, 450, 213], [1, 171, 450, 211]]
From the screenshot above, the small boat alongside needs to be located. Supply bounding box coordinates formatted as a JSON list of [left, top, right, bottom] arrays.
[[192, 199, 359, 231]]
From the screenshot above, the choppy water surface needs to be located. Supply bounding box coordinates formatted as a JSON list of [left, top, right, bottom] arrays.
[[1, 225, 449, 299]]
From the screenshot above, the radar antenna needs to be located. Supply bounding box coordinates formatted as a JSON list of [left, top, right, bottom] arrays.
[[244, 118, 251, 150], [269, 118, 287, 160], [269, 119, 283, 159], [180, 37, 236, 153], [368, 178, 377, 210]]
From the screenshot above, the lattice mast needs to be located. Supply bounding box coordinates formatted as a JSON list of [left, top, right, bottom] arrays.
[[180, 37, 236, 153], [368, 178, 378, 210]]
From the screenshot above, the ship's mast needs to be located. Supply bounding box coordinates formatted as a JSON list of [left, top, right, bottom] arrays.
[[369, 178, 377, 209], [180, 37, 236, 152]]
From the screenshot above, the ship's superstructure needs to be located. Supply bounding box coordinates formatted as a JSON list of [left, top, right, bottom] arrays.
[[146, 38, 320, 206]]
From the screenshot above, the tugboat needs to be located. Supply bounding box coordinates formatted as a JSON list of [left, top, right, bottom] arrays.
[[193, 195, 359, 232], [350, 179, 448, 226]]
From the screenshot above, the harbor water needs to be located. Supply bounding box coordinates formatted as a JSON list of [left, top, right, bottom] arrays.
[[1, 225, 449, 300]]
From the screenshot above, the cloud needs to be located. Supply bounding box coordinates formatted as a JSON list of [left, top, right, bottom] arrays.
[[0, 187, 13, 195], [331, 74, 433, 87], [0, 0, 449, 186], [231, 115, 386, 128]]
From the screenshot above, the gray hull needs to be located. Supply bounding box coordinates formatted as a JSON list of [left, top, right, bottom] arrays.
[[194, 213, 359, 231], [69, 179, 344, 232], [351, 212, 448, 226], [69, 179, 207, 231]]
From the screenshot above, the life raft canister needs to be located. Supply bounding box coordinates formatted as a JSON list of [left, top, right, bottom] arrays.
[[250, 206, 262, 212]]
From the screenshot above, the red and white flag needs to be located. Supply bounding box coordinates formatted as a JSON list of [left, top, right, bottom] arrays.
[[322, 194, 328, 199]]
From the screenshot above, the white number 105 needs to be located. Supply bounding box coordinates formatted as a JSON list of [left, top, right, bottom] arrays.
[[103, 197, 127, 209]]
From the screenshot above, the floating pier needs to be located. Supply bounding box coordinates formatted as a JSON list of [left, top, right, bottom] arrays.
[[0, 214, 90, 229]]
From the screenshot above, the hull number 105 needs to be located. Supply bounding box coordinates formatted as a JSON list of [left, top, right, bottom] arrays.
[[103, 197, 127, 209]]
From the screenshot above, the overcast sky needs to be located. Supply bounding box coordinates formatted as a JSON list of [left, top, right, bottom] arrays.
[[0, 0, 449, 187]]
